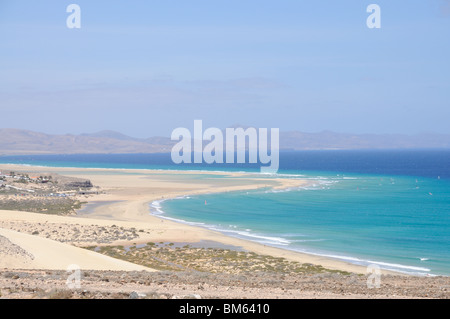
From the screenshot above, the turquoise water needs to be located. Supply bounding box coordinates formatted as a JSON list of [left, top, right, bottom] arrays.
[[2, 152, 449, 276], [156, 173, 450, 276]]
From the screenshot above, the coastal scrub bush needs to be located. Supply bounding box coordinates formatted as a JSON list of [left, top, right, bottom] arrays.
[[47, 289, 73, 299]]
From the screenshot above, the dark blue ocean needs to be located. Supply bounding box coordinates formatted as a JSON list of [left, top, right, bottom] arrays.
[[1, 150, 449, 276], [2, 150, 450, 179]]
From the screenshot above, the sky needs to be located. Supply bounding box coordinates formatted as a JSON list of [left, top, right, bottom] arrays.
[[0, 0, 449, 138]]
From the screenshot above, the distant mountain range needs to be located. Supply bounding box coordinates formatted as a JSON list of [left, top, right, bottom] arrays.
[[0, 129, 174, 155], [278, 130, 450, 150], [1, 128, 450, 155]]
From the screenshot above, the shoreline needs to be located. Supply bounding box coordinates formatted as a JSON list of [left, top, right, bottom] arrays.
[[148, 200, 432, 277], [0, 163, 422, 276], [148, 197, 428, 277]]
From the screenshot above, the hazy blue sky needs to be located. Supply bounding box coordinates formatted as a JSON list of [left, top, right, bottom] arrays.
[[0, 0, 449, 137]]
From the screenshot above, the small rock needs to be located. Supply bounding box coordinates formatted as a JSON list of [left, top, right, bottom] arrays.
[[129, 291, 139, 299]]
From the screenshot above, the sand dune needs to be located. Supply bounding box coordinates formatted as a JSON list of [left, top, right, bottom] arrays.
[[0, 228, 154, 272]]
